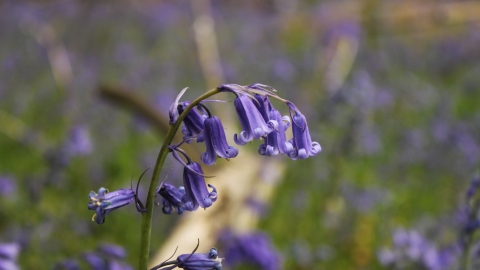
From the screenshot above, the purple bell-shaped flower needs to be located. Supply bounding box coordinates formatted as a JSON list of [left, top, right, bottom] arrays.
[[287, 103, 321, 160], [201, 108, 238, 165], [233, 94, 276, 145], [183, 162, 218, 211], [88, 187, 135, 224], [157, 182, 187, 214], [178, 102, 207, 143], [254, 95, 293, 156]]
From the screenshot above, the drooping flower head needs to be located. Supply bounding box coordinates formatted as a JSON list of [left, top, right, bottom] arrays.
[[183, 162, 218, 211], [88, 187, 135, 224], [254, 95, 293, 156], [200, 105, 238, 165], [287, 102, 321, 160], [178, 101, 207, 144], [157, 182, 187, 214]]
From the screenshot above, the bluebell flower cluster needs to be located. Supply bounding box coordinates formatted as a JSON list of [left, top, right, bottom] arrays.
[[0, 242, 20, 270], [87, 83, 320, 235], [220, 230, 281, 270], [171, 83, 321, 162], [153, 83, 321, 217]]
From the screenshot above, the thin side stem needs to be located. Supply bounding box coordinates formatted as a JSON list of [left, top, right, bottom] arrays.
[[138, 87, 221, 270]]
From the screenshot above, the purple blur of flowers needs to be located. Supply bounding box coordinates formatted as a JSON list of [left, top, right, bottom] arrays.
[[84, 252, 106, 270], [0, 242, 20, 270], [178, 102, 206, 144], [88, 187, 135, 224], [233, 94, 276, 145], [183, 162, 217, 211], [0, 175, 16, 196], [54, 259, 81, 270], [64, 125, 93, 156], [201, 115, 238, 165], [287, 103, 321, 160], [254, 95, 293, 156], [377, 228, 458, 270], [157, 182, 186, 214], [98, 243, 127, 260], [221, 230, 281, 270], [84, 249, 133, 270]]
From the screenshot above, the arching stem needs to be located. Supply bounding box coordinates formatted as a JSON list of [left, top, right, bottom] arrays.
[[138, 87, 221, 270]]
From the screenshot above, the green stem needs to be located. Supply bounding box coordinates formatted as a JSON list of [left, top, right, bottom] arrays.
[[138, 87, 221, 270]]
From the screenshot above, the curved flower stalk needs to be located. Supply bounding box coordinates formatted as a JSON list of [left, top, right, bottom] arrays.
[[178, 102, 207, 144], [233, 94, 277, 145], [200, 105, 238, 165], [88, 187, 135, 224], [157, 182, 187, 214], [183, 162, 218, 211], [287, 102, 322, 160]]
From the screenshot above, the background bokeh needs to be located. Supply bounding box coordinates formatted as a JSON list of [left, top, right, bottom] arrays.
[[1, 0, 480, 269]]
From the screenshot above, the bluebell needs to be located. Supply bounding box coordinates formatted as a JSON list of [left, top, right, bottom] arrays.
[[178, 102, 206, 143], [254, 95, 293, 156], [174, 248, 222, 270], [183, 162, 217, 211], [287, 103, 321, 159], [88, 187, 135, 224], [201, 116, 238, 165], [233, 94, 276, 145], [157, 182, 187, 214]]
